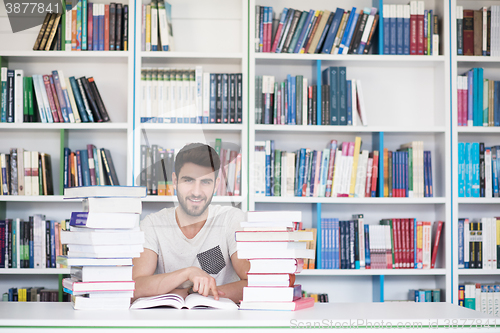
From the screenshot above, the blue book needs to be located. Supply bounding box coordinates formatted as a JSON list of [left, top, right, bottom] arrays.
[[493, 147, 499, 197], [293, 10, 315, 53], [309, 151, 317, 196], [413, 219, 417, 268], [319, 218, 325, 269], [389, 6, 397, 54], [458, 142, 465, 197], [50, 73, 69, 122], [467, 70, 473, 126], [99, 8, 105, 50], [265, 141, 271, 196], [342, 11, 359, 54], [288, 11, 308, 53], [80, 149, 91, 187], [346, 80, 352, 125], [472, 143, 480, 197], [338, 8, 357, 54], [465, 143, 471, 197], [276, 9, 294, 53], [392, 151, 396, 196], [330, 219, 336, 269], [69, 76, 89, 122], [423, 10, 428, 54], [29, 220, 34, 268], [221, 74, 228, 123], [273, 8, 289, 52], [323, 67, 338, 125], [458, 218, 464, 268], [338, 67, 347, 125], [297, 148, 306, 196], [429, 10, 433, 55], [324, 218, 329, 269], [496, 146, 500, 196], [315, 11, 334, 53], [404, 151, 409, 197], [403, 7, 410, 54], [396, 7, 403, 54], [82, 0, 87, 50], [476, 68, 484, 126], [495, 82, 500, 126], [209, 74, 216, 123], [364, 224, 371, 268], [383, 6, 390, 54], [424, 151, 429, 197], [93, 4, 98, 51], [259, 6, 264, 52], [321, 8, 345, 54], [50, 220, 56, 268], [64, 148, 70, 188]]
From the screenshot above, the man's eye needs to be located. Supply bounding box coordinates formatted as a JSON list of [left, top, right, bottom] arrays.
[[202, 180, 212, 185], [184, 179, 193, 183]]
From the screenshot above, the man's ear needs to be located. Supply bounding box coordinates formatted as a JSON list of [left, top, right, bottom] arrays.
[[172, 172, 177, 190]]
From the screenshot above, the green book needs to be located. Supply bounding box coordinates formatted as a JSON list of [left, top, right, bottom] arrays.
[[273, 149, 281, 196], [288, 11, 308, 53], [60, 0, 66, 51], [483, 79, 489, 126], [432, 289, 441, 302], [23, 77, 30, 122], [27, 77, 34, 122], [273, 82, 278, 124], [214, 138, 222, 156], [39, 155, 43, 195], [398, 147, 413, 196]]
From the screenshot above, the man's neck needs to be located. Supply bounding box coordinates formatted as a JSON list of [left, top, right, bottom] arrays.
[[175, 206, 209, 239]]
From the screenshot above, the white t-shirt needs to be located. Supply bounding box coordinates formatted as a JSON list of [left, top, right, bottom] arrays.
[[140, 205, 245, 289]]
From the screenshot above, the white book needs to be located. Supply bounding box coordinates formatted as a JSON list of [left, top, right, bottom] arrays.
[[23, 150, 32, 196], [65, 6, 72, 51], [67, 251, 141, 259], [357, 217, 365, 268], [145, 68, 152, 121], [33, 214, 45, 269], [72, 296, 132, 310], [331, 149, 342, 197], [57, 256, 133, 266], [157, 68, 164, 121], [488, 286, 495, 315], [360, 9, 377, 49], [14, 69, 23, 123], [150, 1, 158, 51], [342, 146, 353, 197], [189, 69, 197, 122], [243, 286, 301, 302], [476, 284, 482, 312], [482, 217, 490, 269], [157, 0, 169, 51], [183, 70, 191, 121], [15, 219, 21, 268], [195, 66, 203, 123], [152, 69, 159, 122], [240, 221, 293, 229], [365, 157, 373, 197], [254, 141, 266, 197], [202, 72, 210, 122], [235, 230, 312, 242], [247, 273, 295, 287], [70, 212, 140, 229], [63, 278, 135, 292], [61, 230, 144, 245], [281, 151, 287, 197], [356, 80, 368, 126], [354, 150, 369, 197], [286, 152, 296, 197], [494, 285, 500, 316], [237, 241, 307, 251], [30, 74, 46, 123], [37, 75, 54, 122], [246, 211, 302, 223], [82, 197, 142, 214], [65, 77, 81, 123], [70, 265, 133, 282], [68, 244, 144, 254], [131, 294, 237, 310], [483, 7, 488, 56], [95, 148, 105, 185], [64, 185, 147, 198], [481, 286, 488, 313], [140, 69, 148, 122], [464, 219, 470, 268], [247, 258, 303, 274], [491, 218, 497, 269], [351, 79, 358, 126], [162, 69, 171, 123], [432, 35, 439, 56], [88, 291, 135, 298], [57, 70, 75, 123]]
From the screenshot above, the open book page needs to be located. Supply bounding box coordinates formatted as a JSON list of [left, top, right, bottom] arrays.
[[130, 293, 238, 310], [184, 294, 238, 310]]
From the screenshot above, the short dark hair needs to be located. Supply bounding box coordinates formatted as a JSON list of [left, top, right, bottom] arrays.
[[174, 143, 220, 179]]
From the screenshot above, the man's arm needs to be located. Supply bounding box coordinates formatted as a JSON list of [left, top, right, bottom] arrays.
[[132, 249, 222, 301], [215, 253, 250, 303]]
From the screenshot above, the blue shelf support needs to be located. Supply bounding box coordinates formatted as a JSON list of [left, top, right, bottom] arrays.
[[372, 275, 385, 302], [313, 203, 322, 269]]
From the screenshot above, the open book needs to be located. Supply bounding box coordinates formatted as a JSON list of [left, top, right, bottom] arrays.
[[130, 293, 238, 310]]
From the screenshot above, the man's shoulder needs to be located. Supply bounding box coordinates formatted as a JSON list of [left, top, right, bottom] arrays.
[[210, 205, 245, 222], [141, 207, 174, 226]]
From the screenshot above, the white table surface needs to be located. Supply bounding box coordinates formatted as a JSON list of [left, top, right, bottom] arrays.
[[0, 302, 498, 331]]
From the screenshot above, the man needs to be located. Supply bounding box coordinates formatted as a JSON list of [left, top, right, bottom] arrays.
[[133, 143, 248, 303]]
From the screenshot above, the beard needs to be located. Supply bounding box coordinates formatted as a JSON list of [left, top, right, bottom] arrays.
[[177, 192, 213, 217]]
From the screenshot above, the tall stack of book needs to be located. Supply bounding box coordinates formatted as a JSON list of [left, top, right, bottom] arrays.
[[58, 185, 146, 310], [237, 211, 315, 311], [459, 283, 500, 316]]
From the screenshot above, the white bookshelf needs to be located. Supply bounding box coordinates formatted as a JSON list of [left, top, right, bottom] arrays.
[[458, 270, 500, 276], [0, 269, 70, 275], [300, 269, 448, 276]]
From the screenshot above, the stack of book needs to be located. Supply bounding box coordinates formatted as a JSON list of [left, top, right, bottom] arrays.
[[457, 68, 500, 127], [142, 0, 175, 52], [0, 149, 53, 196], [458, 217, 500, 269], [33, 2, 129, 51], [140, 67, 242, 124], [255, 67, 367, 126], [456, 6, 500, 56], [0, 67, 110, 123], [459, 283, 500, 316], [237, 211, 315, 311], [58, 185, 146, 310]]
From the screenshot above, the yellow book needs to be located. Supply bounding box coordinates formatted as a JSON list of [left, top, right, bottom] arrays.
[[497, 219, 500, 268], [383, 148, 389, 197], [146, 4, 151, 51], [331, 11, 349, 54], [349, 137, 362, 197]]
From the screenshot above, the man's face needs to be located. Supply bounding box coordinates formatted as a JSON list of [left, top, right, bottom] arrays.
[[173, 162, 217, 217]]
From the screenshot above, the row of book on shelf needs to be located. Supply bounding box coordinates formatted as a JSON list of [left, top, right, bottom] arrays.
[[255, 5, 379, 55], [255, 67, 368, 126], [0, 149, 53, 196], [61, 186, 145, 310], [140, 68, 242, 124], [140, 139, 241, 196], [0, 68, 110, 123], [458, 217, 500, 270], [142, 0, 175, 51], [459, 283, 500, 317], [318, 216, 443, 270], [456, 6, 500, 57], [0, 216, 67, 269], [254, 139, 432, 198], [408, 289, 441, 302], [457, 68, 500, 127], [458, 143, 500, 198], [3, 288, 68, 302], [33, 1, 129, 51], [63, 145, 120, 188]]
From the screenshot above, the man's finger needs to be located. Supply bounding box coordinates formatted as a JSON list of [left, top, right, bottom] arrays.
[[211, 282, 219, 300]]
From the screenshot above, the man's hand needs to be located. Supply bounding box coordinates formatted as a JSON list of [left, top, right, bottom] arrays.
[[186, 267, 225, 300]]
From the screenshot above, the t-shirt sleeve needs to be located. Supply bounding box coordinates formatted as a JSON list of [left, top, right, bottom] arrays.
[[226, 208, 245, 257], [140, 215, 159, 255]]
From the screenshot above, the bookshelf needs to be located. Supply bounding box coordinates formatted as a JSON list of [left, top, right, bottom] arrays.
[[450, 0, 500, 305]]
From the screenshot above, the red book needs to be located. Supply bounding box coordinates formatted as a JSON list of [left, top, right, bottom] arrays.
[[104, 5, 110, 50], [42, 75, 60, 122], [48, 75, 64, 123], [262, 7, 268, 52], [86, 144, 97, 186], [409, 2, 417, 55], [370, 150, 379, 197], [266, 9, 272, 52], [462, 10, 474, 56], [392, 219, 399, 269], [409, 218, 415, 268], [240, 296, 314, 311], [430, 221, 444, 269], [271, 18, 285, 52], [416, 1, 424, 55], [405, 219, 412, 268], [87, 3, 93, 50]]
